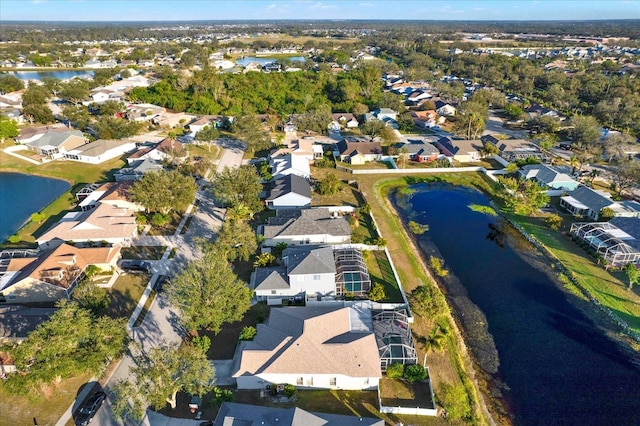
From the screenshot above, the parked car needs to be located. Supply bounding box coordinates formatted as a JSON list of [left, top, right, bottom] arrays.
[[75, 391, 106, 426], [155, 274, 170, 292], [119, 259, 151, 273]]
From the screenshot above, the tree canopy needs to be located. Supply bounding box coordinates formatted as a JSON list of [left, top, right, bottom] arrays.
[[167, 247, 252, 333], [0, 74, 24, 94], [111, 341, 214, 420], [130, 169, 197, 215], [214, 219, 258, 262], [211, 166, 263, 215], [0, 116, 19, 143], [7, 301, 127, 394]]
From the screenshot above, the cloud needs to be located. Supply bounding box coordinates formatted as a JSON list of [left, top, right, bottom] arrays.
[[309, 2, 337, 10], [267, 3, 277, 9], [31, 0, 47, 3], [359, 2, 375, 6]]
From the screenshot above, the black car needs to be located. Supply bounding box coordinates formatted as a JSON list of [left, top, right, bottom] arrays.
[[120, 259, 151, 273], [155, 274, 170, 292], [75, 391, 106, 426]]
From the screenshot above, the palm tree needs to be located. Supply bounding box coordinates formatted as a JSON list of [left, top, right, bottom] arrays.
[[625, 263, 639, 291], [423, 325, 448, 353]]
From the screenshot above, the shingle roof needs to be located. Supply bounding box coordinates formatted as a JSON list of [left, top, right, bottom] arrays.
[[284, 246, 336, 275], [436, 137, 482, 156], [565, 185, 616, 211], [26, 130, 86, 149], [71, 139, 135, 157], [234, 307, 381, 378], [253, 267, 289, 291], [214, 402, 384, 426], [335, 140, 382, 156], [520, 164, 576, 185], [396, 140, 439, 156], [266, 175, 311, 201], [262, 209, 351, 239]]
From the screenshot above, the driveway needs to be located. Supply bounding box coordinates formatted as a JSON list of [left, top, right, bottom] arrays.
[[483, 110, 528, 139]]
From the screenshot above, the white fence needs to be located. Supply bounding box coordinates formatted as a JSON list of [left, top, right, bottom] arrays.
[[378, 368, 438, 417], [350, 166, 485, 175]]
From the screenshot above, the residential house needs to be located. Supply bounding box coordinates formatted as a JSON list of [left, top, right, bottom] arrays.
[[125, 103, 165, 122], [328, 113, 359, 131], [334, 138, 383, 165], [16, 124, 68, 145], [24, 129, 88, 159], [395, 139, 440, 163], [64, 139, 137, 164], [36, 202, 138, 249], [519, 164, 579, 192], [213, 402, 384, 426], [75, 181, 143, 212], [270, 138, 324, 165], [260, 208, 351, 247], [0, 94, 22, 109], [525, 104, 561, 121], [488, 138, 549, 163], [265, 175, 312, 210], [406, 89, 432, 105], [233, 306, 382, 390], [270, 154, 311, 180], [435, 137, 482, 163], [89, 89, 120, 104], [435, 100, 457, 116], [569, 221, 640, 267], [126, 138, 187, 165], [1, 110, 23, 125], [0, 244, 121, 304], [559, 185, 640, 220], [410, 110, 443, 129], [153, 112, 196, 129], [115, 158, 164, 181]]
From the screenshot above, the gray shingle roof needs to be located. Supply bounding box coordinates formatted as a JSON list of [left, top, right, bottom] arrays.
[[284, 246, 336, 275], [520, 164, 575, 185], [214, 402, 384, 426], [609, 217, 640, 240], [27, 129, 85, 148], [396, 140, 439, 156], [266, 175, 311, 201], [566, 185, 615, 211], [252, 267, 289, 291], [262, 209, 351, 239]]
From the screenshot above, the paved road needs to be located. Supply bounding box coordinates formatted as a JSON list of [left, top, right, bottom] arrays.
[[60, 139, 245, 426], [483, 110, 529, 139]]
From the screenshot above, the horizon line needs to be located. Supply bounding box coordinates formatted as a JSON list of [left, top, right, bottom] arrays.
[[3, 18, 640, 23]]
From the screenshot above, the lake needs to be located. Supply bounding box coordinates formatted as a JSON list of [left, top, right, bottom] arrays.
[[0, 173, 70, 242], [393, 183, 640, 425], [235, 56, 306, 66], [3, 70, 95, 81]]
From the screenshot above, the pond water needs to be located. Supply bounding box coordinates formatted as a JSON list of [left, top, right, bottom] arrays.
[[0, 173, 70, 242], [3, 70, 95, 81], [393, 182, 640, 425], [235, 56, 306, 66]]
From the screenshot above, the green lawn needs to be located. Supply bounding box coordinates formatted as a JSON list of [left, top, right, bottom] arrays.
[[366, 250, 404, 303], [0, 371, 94, 426], [102, 273, 149, 319]]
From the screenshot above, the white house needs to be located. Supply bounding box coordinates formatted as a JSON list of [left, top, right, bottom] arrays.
[[435, 100, 457, 116], [233, 307, 382, 390], [265, 175, 312, 210], [270, 154, 311, 180], [260, 208, 351, 247], [64, 139, 137, 164]]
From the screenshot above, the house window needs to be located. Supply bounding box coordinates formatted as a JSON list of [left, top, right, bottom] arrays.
[[330, 377, 337, 386], [306, 377, 313, 386], [271, 290, 277, 295], [7, 295, 16, 300], [313, 274, 321, 281], [297, 377, 303, 385]]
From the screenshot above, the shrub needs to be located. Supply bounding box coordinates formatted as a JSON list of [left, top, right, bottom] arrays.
[[283, 383, 296, 398], [84, 264, 101, 278], [8, 234, 20, 243], [386, 362, 405, 379], [438, 383, 472, 421], [408, 220, 429, 235], [545, 214, 562, 230], [192, 335, 211, 354], [239, 326, 257, 341], [213, 387, 234, 404], [403, 364, 428, 383], [361, 203, 372, 214], [368, 282, 386, 302], [429, 256, 448, 277], [151, 212, 170, 227], [135, 213, 148, 225]]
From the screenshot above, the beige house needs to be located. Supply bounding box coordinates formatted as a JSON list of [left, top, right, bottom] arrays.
[[435, 137, 483, 163], [0, 244, 121, 304], [36, 202, 138, 249], [234, 307, 382, 390], [334, 139, 383, 165]]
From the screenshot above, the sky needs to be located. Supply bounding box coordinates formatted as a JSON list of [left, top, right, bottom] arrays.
[[1, 0, 639, 22]]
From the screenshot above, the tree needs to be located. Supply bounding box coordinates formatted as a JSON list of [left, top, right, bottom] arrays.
[[599, 207, 615, 221], [403, 364, 428, 383], [316, 172, 341, 195], [95, 100, 125, 117], [111, 342, 214, 420], [379, 125, 399, 144], [72, 277, 109, 315], [130, 170, 198, 215], [454, 101, 488, 139], [214, 219, 258, 262], [610, 160, 640, 196], [232, 115, 271, 152], [625, 263, 640, 290], [410, 284, 444, 317], [62, 105, 92, 130], [368, 282, 386, 302], [423, 324, 449, 353], [59, 79, 90, 106], [0, 116, 19, 143], [545, 214, 563, 230], [195, 125, 220, 152], [93, 116, 143, 139], [211, 166, 263, 214], [253, 252, 276, 268], [23, 104, 54, 124], [168, 247, 252, 333], [0, 74, 24, 94], [8, 301, 126, 393], [569, 115, 600, 147]]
